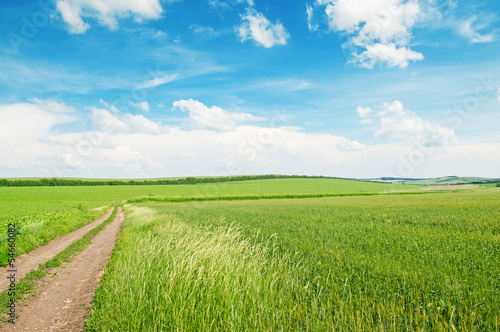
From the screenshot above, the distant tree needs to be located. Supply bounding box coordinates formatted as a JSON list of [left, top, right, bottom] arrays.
[[497, 182, 500, 188]]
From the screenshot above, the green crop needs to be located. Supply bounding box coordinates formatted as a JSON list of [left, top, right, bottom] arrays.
[[88, 190, 500, 331]]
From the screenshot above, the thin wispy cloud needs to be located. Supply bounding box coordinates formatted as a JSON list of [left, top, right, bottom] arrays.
[[138, 74, 179, 89]]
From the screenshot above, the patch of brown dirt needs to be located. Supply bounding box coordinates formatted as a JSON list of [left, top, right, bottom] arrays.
[[0, 208, 114, 293], [1, 207, 124, 331]]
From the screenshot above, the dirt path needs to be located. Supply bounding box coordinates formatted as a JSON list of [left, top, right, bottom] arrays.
[[1, 207, 125, 331], [0, 208, 114, 293]]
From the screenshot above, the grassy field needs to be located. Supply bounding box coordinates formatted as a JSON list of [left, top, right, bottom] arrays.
[[87, 189, 500, 331], [2, 178, 498, 330], [0, 178, 411, 267], [0, 206, 106, 267], [0, 178, 414, 221]]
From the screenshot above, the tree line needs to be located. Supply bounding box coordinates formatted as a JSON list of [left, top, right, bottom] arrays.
[[0, 175, 334, 187]]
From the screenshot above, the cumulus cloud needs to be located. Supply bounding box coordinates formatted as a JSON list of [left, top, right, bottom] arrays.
[[337, 138, 366, 151], [2, 98, 500, 179], [357, 106, 372, 118], [56, 0, 163, 33], [314, 0, 427, 68], [357, 106, 373, 124], [91, 108, 167, 134], [0, 100, 76, 169], [98, 145, 160, 170], [237, 8, 290, 48], [353, 43, 424, 69], [172, 99, 267, 131], [359, 100, 457, 147]]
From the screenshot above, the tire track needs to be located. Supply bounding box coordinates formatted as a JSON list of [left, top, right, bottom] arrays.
[[0, 208, 114, 293], [1, 207, 125, 331]]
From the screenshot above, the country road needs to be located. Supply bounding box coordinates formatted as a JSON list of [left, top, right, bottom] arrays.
[[1, 207, 124, 331]]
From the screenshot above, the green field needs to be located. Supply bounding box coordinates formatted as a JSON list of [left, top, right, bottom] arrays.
[[0, 178, 409, 267], [1, 178, 499, 330], [0, 178, 414, 221], [87, 188, 500, 331]]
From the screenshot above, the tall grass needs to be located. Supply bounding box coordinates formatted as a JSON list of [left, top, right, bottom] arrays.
[[137, 191, 500, 331], [86, 207, 326, 331], [0, 206, 105, 267]]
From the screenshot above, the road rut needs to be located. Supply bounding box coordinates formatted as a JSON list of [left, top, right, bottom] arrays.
[[1, 207, 124, 331], [1, 208, 114, 293]]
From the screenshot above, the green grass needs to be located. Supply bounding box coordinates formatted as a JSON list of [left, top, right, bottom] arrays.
[[86, 206, 324, 331], [88, 190, 500, 331], [126, 190, 442, 204], [482, 183, 500, 188], [0, 178, 415, 220], [2, 177, 496, 330], [0, 178, 412, 268], [0, 206, 107, 267]]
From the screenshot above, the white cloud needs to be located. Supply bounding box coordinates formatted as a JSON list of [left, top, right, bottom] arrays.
[[353, 43, 424, 69], [56, 0, 163, 33], [56, 1, 90, 33], [237, 8, 290, 48], [2, 99, 499, 179], [209, 0, 253, 9], [360, 100, 457, 147], [306, 4, 319, 31], [138, 73, 178, 88], [357, 106, 372, 118], [0, 100, 76, 169], [316, 0, 427, 68], [91, 108, 167, 134], [27, 98, 76, 113], [189, 24, 218, 37], [254, 79, 312, 91], [337, 138, 366, 151], [98, 145, 160, 169], [457, 16, 494, 43], [62, 153, 86, 170], [131, 101, 150, 112], [172, 99, 266, 131]]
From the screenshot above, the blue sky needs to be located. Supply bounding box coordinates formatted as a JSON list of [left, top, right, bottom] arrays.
[[0, 0, 499, 178]]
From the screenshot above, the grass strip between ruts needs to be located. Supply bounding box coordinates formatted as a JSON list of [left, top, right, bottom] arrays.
[[0, 207, 118, 324]]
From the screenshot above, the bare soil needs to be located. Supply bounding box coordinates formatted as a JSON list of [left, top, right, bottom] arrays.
[[1, 207, 124, 331], [0, 208, 114, 293]]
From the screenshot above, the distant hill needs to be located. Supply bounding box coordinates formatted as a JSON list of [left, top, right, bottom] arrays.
[[364, 176, 500, 186]]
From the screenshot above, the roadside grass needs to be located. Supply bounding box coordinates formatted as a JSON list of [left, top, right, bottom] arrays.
[[0, 206, 107, 267], [136, 190, 500, 330], [85, 206, 327, 331], [0, 208, 117, 324]]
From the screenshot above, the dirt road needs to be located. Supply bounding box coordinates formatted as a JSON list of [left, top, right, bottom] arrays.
[[1, 207, 124, 331], [0, 208, 114, 293]]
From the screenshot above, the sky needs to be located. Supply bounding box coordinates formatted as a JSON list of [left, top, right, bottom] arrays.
[[0, 0, 499, 179]]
